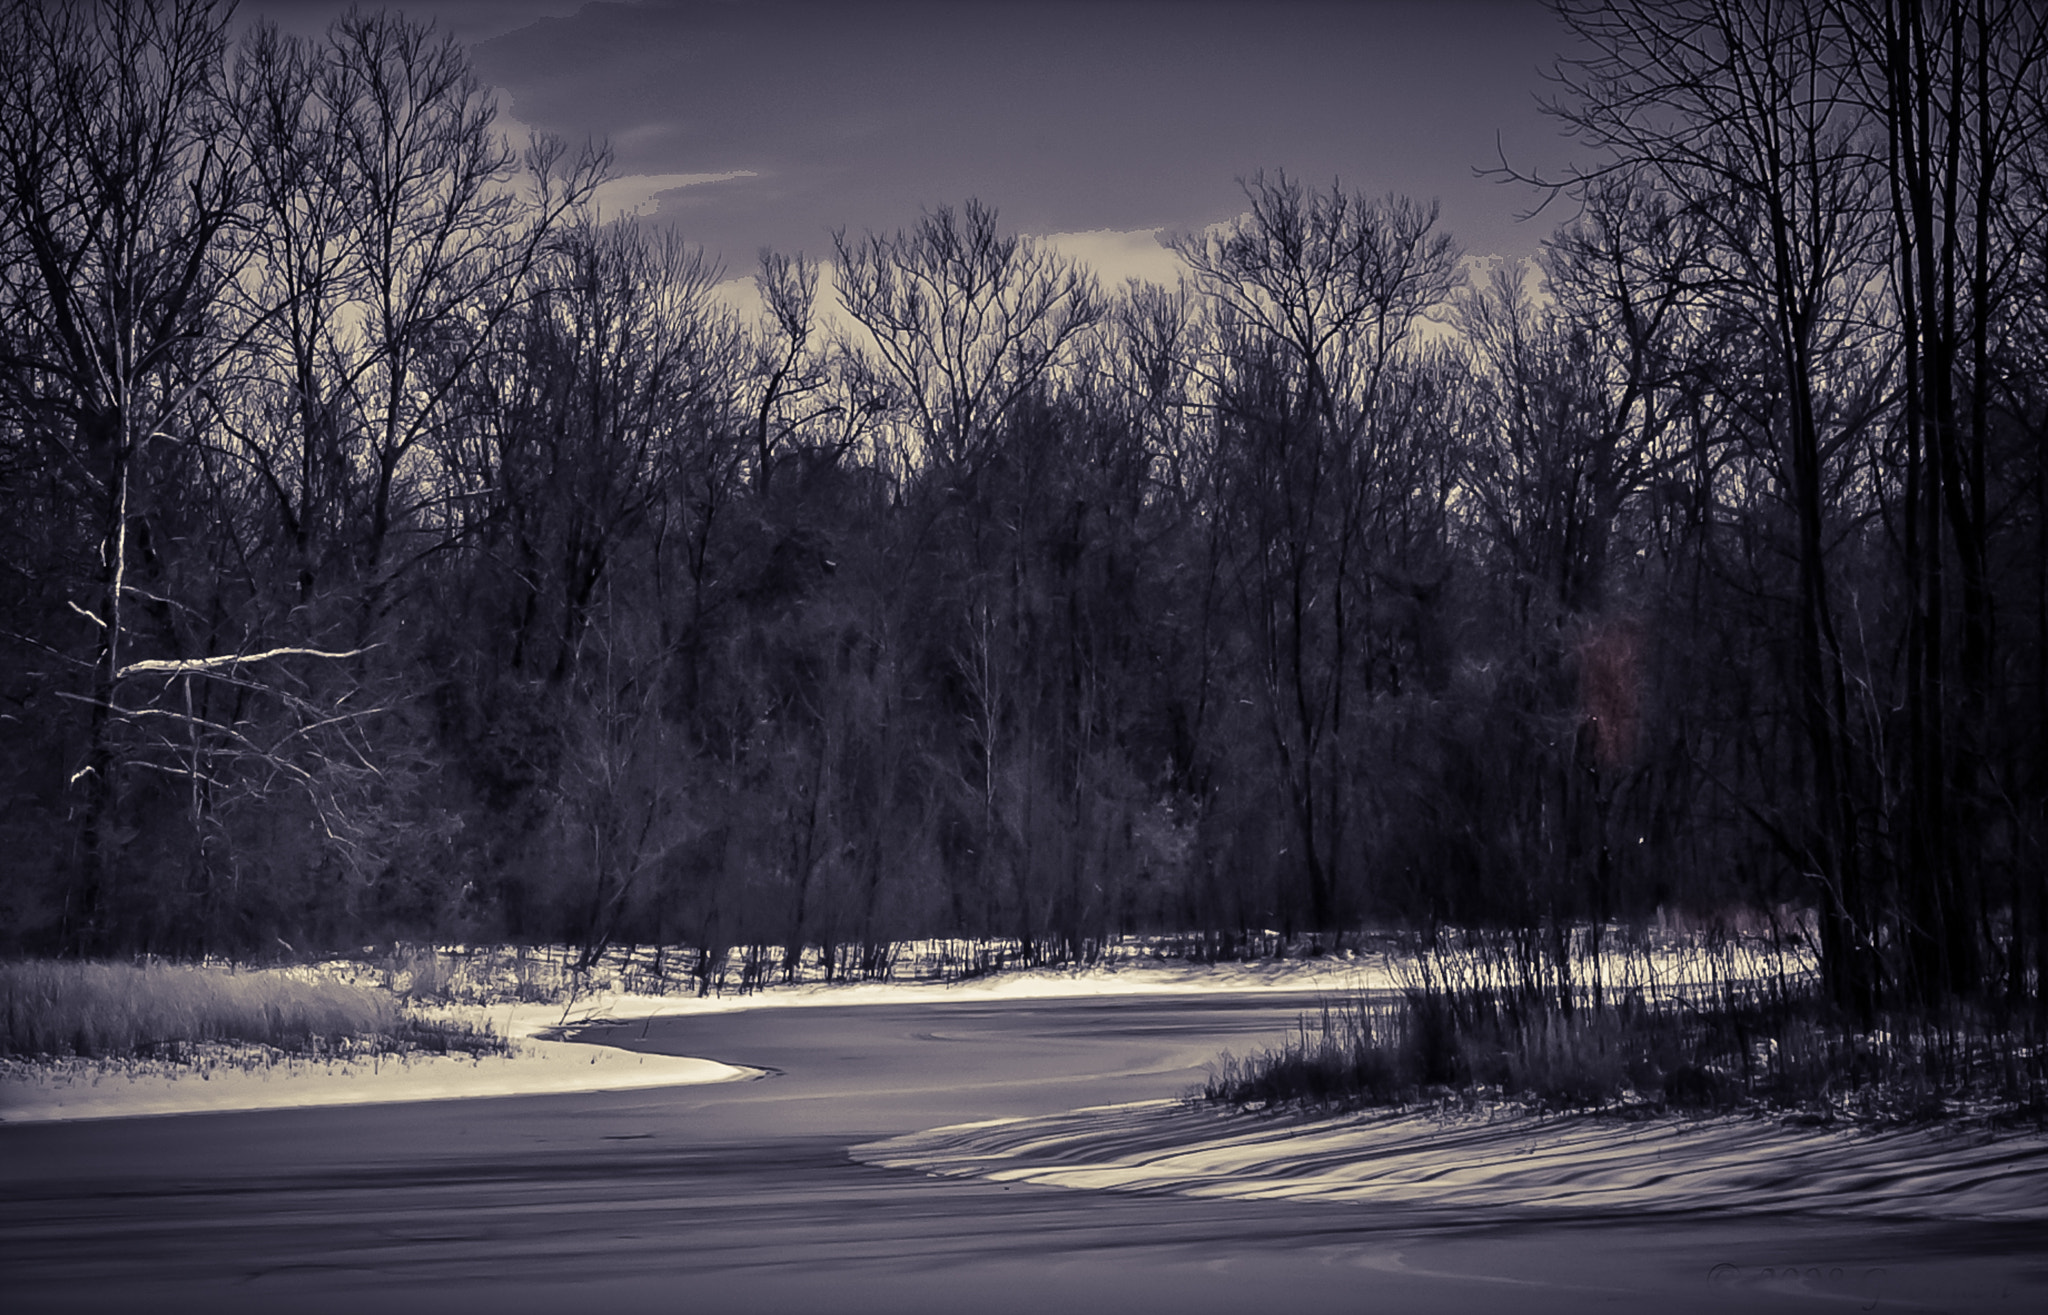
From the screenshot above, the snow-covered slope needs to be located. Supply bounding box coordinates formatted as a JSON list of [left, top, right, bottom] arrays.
[[857, 1099, 2048, 1221]]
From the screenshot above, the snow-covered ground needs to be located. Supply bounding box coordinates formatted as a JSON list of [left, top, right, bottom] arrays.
[[11, 946, 2036, 1227], [0, 1003, 754, 1124], [0, 956, 1366, 1124], [0, 934, 1823, 1125], [858, 1098, 2048, 1222]]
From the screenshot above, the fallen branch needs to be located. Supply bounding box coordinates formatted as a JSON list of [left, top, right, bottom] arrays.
[[117, 646, 375, 680]]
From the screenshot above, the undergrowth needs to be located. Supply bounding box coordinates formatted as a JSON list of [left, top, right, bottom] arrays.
[[349, 933, 1355, 1005], [1202, 931, 2048, 1127]]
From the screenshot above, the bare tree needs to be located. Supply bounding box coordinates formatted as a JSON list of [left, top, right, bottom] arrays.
[[465, 221, 731, 681], [1176, 172, 1459, 434], [747, 250, 837, 496], [0, 0, 253, 947], [224, 18, 357, 610], [833, 199, 1102, 474], [1835, 0, 2048, 1003], [228, 9, 603, 620], [1178, 174, 1460, 931], [1509, 0, 1893, 1009]]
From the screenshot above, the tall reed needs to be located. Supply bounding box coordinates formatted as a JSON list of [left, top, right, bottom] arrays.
[[2, 960, 399, 1059], [1204, 930, 2048, 1122]]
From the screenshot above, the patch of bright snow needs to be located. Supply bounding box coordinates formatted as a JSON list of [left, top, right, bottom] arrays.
[[856, 1101, 2048, 1221]]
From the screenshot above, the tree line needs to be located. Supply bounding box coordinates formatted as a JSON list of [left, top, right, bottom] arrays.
[[1, 0, 2043, 1018]]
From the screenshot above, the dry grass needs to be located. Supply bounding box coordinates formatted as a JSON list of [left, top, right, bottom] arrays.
[[0, 960, 499, 1060], [1203, 931, 2048, 1125]]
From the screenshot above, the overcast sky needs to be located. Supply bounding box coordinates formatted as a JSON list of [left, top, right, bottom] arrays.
[[246, 0, 1589, 286]]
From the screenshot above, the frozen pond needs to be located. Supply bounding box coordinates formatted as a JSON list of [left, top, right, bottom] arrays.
[[3, 991, 2042, 1313]]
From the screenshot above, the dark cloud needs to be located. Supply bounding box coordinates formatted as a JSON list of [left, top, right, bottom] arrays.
[[259, 1, 1585, 270]]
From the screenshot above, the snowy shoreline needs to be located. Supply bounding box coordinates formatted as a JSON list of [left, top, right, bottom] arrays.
[[0, 1000, 758, 1125], [0, 958, 1365, 1124], [9, 954, 2041, 1227]]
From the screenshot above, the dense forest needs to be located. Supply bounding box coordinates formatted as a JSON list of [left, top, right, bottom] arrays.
[[1, 0, 2043, 1020]]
